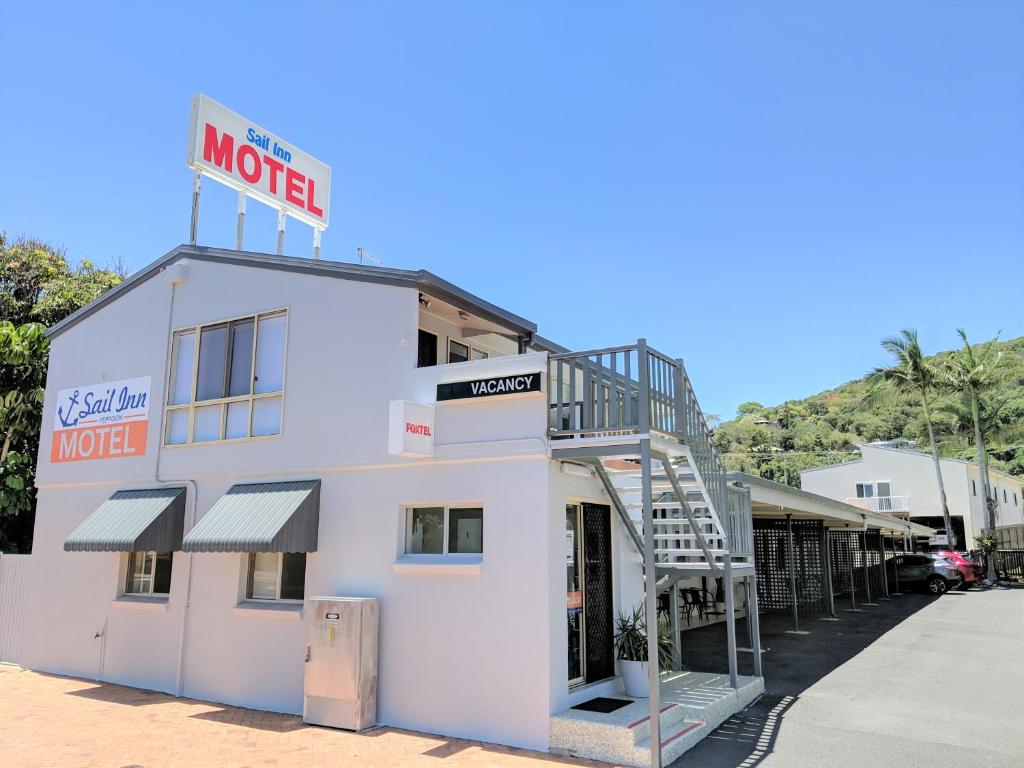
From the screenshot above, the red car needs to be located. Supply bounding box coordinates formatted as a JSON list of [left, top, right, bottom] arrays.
[[937, 551, 981, 589]]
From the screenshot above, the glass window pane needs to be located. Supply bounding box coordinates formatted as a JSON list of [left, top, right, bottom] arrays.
[[165, 409, 189, 445], [877, 482, 891, 497], [153, 553, 173, 594], [248, 553, 279, 599], [225, 401, 250, 440], [255, 313, 286, 394], [448, 508, 483, 554], [448, 341, 469, 364], [407, 507, 444, 554], [193, 404, 222, 442], [126, 552, 154, 594], [251, 396, 282, 437], [280, 553, 306, 600], [471, 348, 488, 361], [168, 331, 195, 405], [227, 320, 255, 397], [196, 324, 229, 401]]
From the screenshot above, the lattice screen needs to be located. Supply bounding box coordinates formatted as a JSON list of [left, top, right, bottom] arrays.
[[753, 519, 827, 614]]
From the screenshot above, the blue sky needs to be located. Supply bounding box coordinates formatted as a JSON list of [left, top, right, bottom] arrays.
[[2, 1, 1022, 419]]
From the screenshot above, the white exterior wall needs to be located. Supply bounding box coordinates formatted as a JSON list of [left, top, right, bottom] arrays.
[[24, 255, 634, 751], [800, 445, 975, 547]]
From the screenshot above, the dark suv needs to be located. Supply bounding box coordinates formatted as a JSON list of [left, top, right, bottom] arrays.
[[891, 554, 963, 595]]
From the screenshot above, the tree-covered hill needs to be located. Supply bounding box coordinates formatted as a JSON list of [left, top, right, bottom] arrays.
[[714, 336, 1024, 487]]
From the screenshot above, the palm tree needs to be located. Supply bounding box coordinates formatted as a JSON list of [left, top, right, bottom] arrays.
[[866, 330, 956, 549], [940, 330, 1007, 580]]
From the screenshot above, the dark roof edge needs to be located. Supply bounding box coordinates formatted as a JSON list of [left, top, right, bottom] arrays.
[[46, 244, 539, 341]]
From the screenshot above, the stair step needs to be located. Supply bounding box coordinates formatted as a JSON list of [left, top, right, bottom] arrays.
[[635, 719, 710, 766], [652, 533, 725, 541], [625, 702, 690, 742]]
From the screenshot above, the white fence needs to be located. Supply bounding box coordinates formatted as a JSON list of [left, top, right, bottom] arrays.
[[0, 554, 31, 665]]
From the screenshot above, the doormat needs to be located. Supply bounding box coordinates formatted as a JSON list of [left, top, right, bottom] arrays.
[[572, 697, 632, 713]]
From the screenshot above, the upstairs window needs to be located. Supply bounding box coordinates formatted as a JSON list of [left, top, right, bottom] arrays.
[[855, 483, 874, 498], [448, 339, 489, 364], [165, 310, 287, 445]]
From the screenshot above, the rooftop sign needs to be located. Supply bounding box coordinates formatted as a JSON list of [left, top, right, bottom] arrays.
[[187, 94, 331, 229]]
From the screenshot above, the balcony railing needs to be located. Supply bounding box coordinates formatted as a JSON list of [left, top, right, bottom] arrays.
[[845, 495, 911, 513], [547, 340, 728, 515]]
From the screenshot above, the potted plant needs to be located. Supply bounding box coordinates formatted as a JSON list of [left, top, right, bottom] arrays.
[[614, 604, 675, 698]]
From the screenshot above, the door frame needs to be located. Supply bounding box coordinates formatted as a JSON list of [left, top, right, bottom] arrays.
[[565, 497, 615, 688]]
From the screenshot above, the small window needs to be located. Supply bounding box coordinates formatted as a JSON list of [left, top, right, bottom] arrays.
[[856, 483, 874, 498], [1003, 489, 1008, 503], [405, 506, 483, 555], [448, 340, 470, 364], [246, 552, 306, 601], [125, 552, 173, 595], [417, 329, 438, 368], [1014, 493, 1018, 506], [876, 482, 891, 497], [971, 480, 977, 496], [471, 347, 489, 361]]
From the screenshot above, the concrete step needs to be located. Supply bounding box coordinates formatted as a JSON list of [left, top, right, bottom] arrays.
[[634, 718, 710, 767]]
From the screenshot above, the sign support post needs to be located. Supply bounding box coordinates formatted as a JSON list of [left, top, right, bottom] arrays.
[[189, 171, 202, 245], [313, 227, 322, 260], [236, 192, 247, 250], [276, 209, 286, 255]]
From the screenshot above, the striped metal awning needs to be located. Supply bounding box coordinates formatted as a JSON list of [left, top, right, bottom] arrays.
[[64, 487, 186, 552], [181, 480, 320, 553]]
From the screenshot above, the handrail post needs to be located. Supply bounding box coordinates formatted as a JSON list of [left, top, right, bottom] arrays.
[[637, 339, 650, 435], [673, 359, 687, 440]]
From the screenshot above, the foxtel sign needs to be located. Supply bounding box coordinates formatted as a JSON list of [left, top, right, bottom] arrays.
[[388, 400, 435, 458], [50, 377, 151, 464], [187, 94, 331, 229]]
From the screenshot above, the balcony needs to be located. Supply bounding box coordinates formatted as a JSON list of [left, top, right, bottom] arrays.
[[845, 495, 911, 514]]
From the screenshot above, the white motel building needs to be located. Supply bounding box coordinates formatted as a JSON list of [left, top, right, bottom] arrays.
[[21, 242, 776, 767]]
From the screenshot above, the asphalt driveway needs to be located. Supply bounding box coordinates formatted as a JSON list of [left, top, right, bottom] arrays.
[[670, 586, 1024, 768]]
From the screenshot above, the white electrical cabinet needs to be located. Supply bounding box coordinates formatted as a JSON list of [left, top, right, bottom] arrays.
[[303, 596, 379, 731]]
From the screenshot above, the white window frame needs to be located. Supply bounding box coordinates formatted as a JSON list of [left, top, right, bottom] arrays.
[[164, 309, 288, 446], [245, 552, 306, 603], [404, 505, 484, 556], [125, 551, 171, 596], [447, 338, 489, 364]]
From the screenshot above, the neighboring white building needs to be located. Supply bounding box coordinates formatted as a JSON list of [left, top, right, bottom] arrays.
[[800, 442, 1024, 551], [20, 243, 758, 764]]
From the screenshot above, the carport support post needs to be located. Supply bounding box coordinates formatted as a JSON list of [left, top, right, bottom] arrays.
[[860, 527, 874, 604], [786, 514, 800, 632], [848, 529, 858, 610], [821, 526, 835, 617], [639, 434, 661, 768], [879, 535, 890, 598], [889, 535, 902, 595]]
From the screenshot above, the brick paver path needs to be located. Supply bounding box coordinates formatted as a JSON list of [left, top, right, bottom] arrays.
[[0, 666, 607, 768]]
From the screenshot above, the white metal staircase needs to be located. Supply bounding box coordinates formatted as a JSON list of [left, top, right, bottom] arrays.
[[547, 340, 760, 768]]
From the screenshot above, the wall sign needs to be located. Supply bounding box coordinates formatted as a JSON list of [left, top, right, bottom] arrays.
[[388, 400, 435, 458], [436, 373, 541, 402], [187, 93, 331, 229], [50, 376, 151, 463]]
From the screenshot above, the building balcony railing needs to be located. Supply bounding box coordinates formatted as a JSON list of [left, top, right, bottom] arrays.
[[844, 495, 911, 514]]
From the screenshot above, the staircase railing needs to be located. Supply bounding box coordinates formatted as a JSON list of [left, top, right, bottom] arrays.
[[547, 339, 730, 516]]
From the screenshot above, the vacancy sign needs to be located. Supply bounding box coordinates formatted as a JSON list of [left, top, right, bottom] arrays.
[[187, 94, 331, 229], [388, 400, 435, 458], [50, 377, 151, 463]]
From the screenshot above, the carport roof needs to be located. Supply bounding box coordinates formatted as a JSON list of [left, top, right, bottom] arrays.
[[728, 472, 935, 537]]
